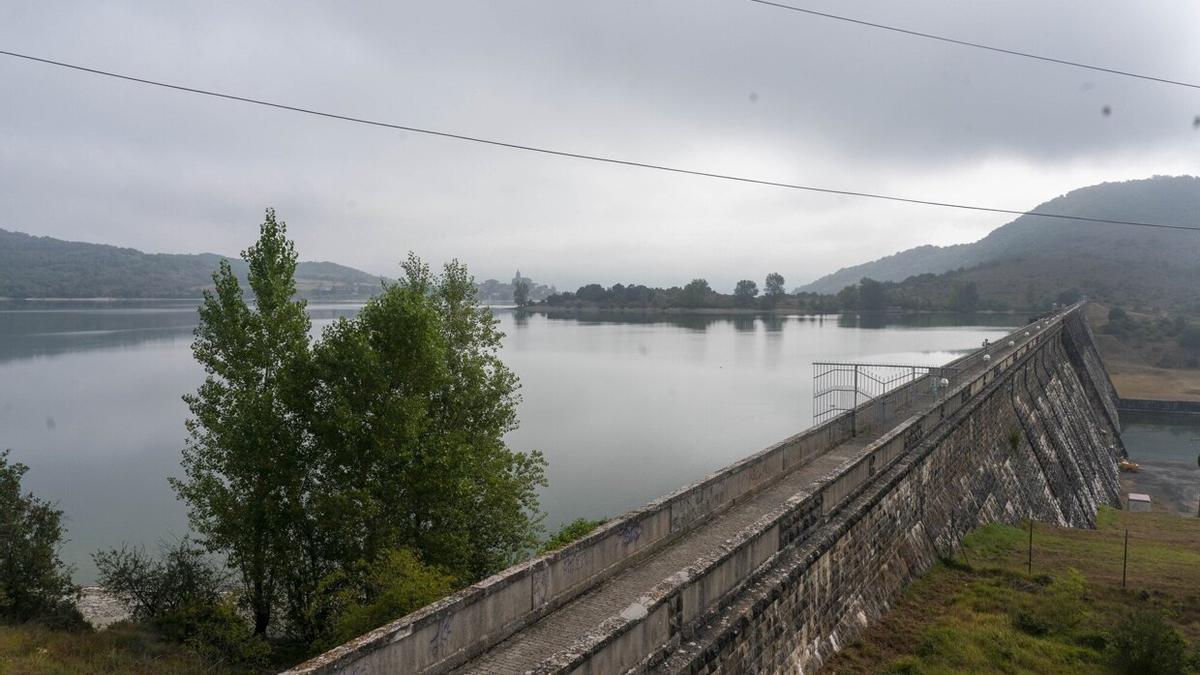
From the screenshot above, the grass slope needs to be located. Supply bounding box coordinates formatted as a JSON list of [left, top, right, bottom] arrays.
[[0, 622, 247, 675], [824, 508, 1200, 674]]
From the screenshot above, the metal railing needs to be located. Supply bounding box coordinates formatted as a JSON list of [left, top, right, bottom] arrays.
[[813, 361, 959, 433]]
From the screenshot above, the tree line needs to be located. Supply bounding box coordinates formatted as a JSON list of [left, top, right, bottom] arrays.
[[539, 273, 1075, 315], [542, 273, 812, 311]]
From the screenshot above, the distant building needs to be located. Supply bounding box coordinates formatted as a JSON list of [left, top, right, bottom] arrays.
[[475, 271, 555, 305]]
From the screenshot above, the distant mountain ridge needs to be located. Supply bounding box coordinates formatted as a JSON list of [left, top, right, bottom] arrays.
[[798, 176, 1200, 302], [0, 228, 385, 299]]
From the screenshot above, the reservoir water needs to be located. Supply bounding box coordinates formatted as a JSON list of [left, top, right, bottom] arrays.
[[1120, 418, 1200, 516], [0, 300, 1018, 582]]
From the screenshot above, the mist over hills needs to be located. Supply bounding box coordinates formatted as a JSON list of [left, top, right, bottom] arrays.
[[6, 175, 1198, 307], [799, 176, 1200, 310], [0, 228, 384, 299]]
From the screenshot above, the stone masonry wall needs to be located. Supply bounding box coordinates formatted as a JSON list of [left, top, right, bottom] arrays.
[[657, 308, 1122, 674]]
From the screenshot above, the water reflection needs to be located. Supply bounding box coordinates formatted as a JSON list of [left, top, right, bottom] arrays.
[[0, 300, 364, 364], [531, 310, 729, 332], [761, 315, 786, 333], [527, 309, 1026, 333], [0, 300, 1017, 582]]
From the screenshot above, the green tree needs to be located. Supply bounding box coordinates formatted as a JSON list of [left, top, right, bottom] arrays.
[[836, 284, 859, 310], [512, 280, 530, 307], [308, 254, 546, 588], [0, 449, 79, 625], [950, 281, 980, 312], [858, 277, 887, 311], [172, 208, 314, 636], [733, 280, 758, 307], [764, 273, 786, 307], [680, 278, 712, 308]]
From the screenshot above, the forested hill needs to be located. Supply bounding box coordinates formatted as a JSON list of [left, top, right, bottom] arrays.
[[798, 176, 1200, 305], [0, 228, 384, 298]]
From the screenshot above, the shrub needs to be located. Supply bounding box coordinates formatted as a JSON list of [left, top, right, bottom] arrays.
[[93, 538, 225, 622], [1013, 607, 1051, 636], [1108, 607, 1187, 675], [539, 517, 607, 554], [0, 449, 82, 627], [156, 600, 269, 668], [316, 548, 457, 649], [94, 538, 265, 666], [1013, 568, 1086, 636]]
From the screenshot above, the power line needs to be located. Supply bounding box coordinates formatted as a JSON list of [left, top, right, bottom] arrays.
[[1, 48, 1198, 233], [747, 0, 1200, 91]]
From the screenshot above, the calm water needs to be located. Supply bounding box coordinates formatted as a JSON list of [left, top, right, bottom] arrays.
[[1121, 419, 1200, 515], [0, 301, 1017, 582]]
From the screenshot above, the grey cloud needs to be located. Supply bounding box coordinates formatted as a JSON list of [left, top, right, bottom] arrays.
[[1, 0, 1199, 290]]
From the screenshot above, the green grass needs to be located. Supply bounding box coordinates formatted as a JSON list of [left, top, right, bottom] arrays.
[[0, 621, 232, 674], [825, 508, 1200, 674]]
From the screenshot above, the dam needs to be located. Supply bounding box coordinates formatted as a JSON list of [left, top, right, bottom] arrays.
[[289, 302, 1123, 674]]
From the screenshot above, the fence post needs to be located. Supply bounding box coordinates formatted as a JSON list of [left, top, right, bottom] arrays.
[[1122, 528, 1129, 589], [1027, 516, 1033, 575]]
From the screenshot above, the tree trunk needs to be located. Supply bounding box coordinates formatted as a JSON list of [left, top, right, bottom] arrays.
[[253, 576, 271, 636], [254, 603, 270, 636]]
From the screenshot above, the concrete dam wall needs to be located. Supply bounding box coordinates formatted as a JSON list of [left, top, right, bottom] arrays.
[[290, 304, 1122, 674], [659, 306, 1123, 674]]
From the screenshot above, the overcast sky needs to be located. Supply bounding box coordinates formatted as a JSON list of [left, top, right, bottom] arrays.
[[2, 1, 1199, 290]]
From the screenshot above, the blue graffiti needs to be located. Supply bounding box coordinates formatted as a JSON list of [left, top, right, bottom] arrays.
[[618, 521, 643, 546]]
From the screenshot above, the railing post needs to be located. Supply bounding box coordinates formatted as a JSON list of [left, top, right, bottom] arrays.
[[852, 365, 859, 436]]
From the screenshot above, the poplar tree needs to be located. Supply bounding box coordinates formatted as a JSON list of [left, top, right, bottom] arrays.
[[173, 209, 313, 636]]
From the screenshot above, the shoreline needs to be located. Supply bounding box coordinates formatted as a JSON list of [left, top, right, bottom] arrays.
[[518, 304, 1034, 317]]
